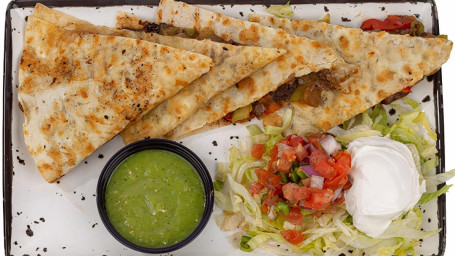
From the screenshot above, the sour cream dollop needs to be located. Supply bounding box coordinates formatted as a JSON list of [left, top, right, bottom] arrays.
[[345, 136, 425, 238]]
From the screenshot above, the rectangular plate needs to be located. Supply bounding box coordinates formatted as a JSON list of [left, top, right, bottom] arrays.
[[3, 0, 447, 255]]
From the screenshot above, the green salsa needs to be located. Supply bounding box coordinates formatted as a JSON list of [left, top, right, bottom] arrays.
[[105, 150, 205, 248]]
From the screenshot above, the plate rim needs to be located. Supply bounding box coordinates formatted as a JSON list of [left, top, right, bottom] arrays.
[[2, 0, 445, 255]]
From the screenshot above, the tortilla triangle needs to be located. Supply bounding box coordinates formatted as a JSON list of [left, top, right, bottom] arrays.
[[19, 16, 213, 182], [157, 0, 348, 139], [249, 14, 453, 134], [115, 12, 286, 144]]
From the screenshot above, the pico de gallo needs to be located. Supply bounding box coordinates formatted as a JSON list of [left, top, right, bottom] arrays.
[[251, 133, 351, 220], [252, 133, 352, 246]]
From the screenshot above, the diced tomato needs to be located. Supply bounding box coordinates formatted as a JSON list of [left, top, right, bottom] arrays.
[[309, 149, 330, 166], [281, 182, 298, 202], [268, 160, 277, 172], [361, 15, 416, 31], [261, 191, 273, 212], [270, 145, 279, 161], [281, 230, 305, 246], [324, 173, 348, 190], [303, 188, 334, 211], [360, 18, 395, 31], [261, 203, 268, 213], [332, 193, 345, 205], [284, 207, 303, 225], [294, 143, 308, 161], [314, 160, 336, 179], [333, 151, 351, 176], [282, 183, 296, 202], [248, 182, 264, 195], [282, 149, 297, 162], [261, 189, 282, 212], [268, 173, 283, 189], [293, 186, 310, 201], [387, 15, 416, 29], [251, 144, 266, 159], [301, 177, 311, 187], [402, 86, 412, 93], [255, 168, 269, 186], [278, 138, 290, 146], [283, 183, 310, 203], [288, 135, 304, 147], [264, 101, 282, 115], [276, 158, 293, 173], [306, 133, 326, 149], [343, 180, 353, 190], [224, 112, 233, 121]]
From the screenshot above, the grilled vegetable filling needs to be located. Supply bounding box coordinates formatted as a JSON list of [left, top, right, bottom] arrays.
[[224, 69, 341, 123], [140, 20, 232, 43], [140, 16, 434, 124]]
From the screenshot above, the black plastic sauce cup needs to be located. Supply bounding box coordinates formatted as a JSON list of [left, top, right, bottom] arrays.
[[96, 139, 214, 253]]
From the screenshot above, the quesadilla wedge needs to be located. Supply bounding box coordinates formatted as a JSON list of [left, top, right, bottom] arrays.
[[248, 14, 453, 134], [156, 0, 353, 140], [116, 12, 286, 144], [31, 4, 286, 144], [19, 16, 213, 182]]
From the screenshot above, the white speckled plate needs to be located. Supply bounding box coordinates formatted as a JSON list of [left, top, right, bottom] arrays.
[[3, 0, 448, 255]]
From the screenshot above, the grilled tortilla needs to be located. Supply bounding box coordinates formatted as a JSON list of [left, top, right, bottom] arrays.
[[249, 14, 453, 134], [31, 4, 286, 144], [116, 12, 286, 144], [18, 16, 213, 182], [156, 0, 348, 140]]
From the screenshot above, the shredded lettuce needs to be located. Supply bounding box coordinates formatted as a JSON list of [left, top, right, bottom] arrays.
[[251, 133, 269, 144], [424, 169, 455, 189], [266, 2, 293, 19], [238, 136, 253, 157], [246, 230, 286, 249], [215, 162, 230, 182], [264, 108, 293, 135], [418, 184, 452, 205], [247, 124, 264, 136], [335, 129, 382, 145], [421, 156, 439, 176]]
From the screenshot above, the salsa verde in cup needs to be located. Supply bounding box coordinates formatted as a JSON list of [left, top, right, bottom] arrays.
[[97, 139, 213, 253]]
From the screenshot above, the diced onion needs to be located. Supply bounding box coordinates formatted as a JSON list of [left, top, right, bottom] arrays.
[[320, 135, 341, 156], [304, 143, 317, 154], [300, 165, 320, 177], [332, 187, 343, 202], [310, 175, 324, 189], [277, 143, 293, 157], [268, 205, 276, 220]]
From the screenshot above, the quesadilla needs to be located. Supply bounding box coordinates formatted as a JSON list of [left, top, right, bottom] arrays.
[[156, 0, 352, 140], [116, 12, 286, 144], [248, 14, 453, 134], [19, 16, 213, 182], [31, 4, 286, 144]]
